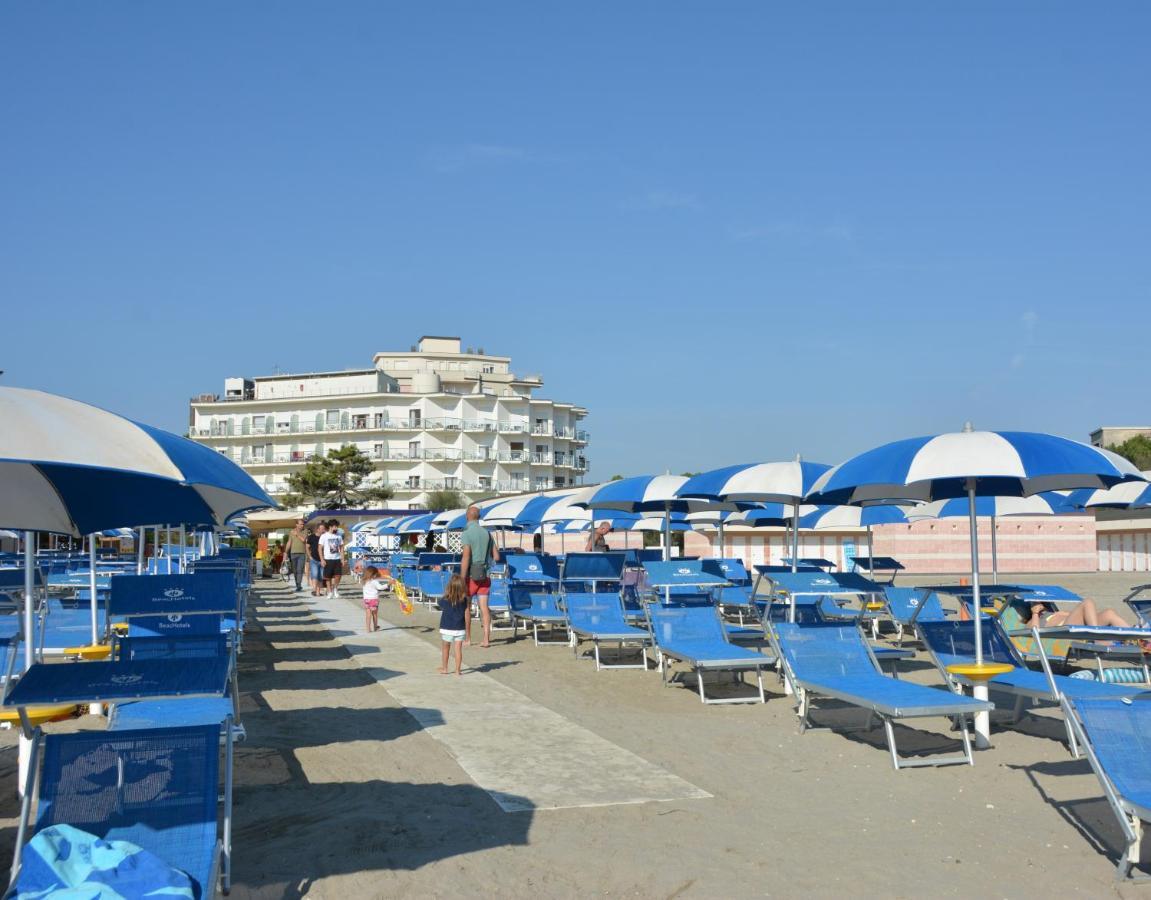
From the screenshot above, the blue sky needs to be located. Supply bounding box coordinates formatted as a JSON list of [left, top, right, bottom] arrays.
[[2, 2, 1148, 479]]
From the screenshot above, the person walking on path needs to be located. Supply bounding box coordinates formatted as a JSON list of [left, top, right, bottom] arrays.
[[307, 523, 325, 596], [319, 519, 345, 598], [285, 519, 309, 592], [460, 505, 500, 647]]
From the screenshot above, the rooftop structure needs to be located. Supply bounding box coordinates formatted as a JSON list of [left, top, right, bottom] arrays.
[[188, 337, 589, 508]]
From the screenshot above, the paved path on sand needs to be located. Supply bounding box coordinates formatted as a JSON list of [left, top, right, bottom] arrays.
[[308, 592, 710, 812]]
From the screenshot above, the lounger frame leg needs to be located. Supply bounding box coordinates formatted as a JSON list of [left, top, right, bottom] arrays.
[[223, 716, 234, 893], [7, 729, 41, 892], [692, 666, 766, 704]]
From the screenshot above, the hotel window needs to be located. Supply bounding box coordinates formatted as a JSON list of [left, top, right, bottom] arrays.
[[252, 415, 266, 431], [408, 409, 421, 427], [407, 475, 420, 488], [373, 443, 384, 459], [444, 476, 458, 489], [478, 476, 491, 491], [325, 410, 341, 428]]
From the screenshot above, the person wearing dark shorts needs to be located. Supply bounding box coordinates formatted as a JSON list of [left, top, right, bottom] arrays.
[[318, 521, 344, 598], [459, 505, 499, 647], [307, 523, 324, 595]]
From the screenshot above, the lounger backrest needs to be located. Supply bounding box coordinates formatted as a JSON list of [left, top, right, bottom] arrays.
[[565, 592, 626, 628], [702, 558, 751, 585], [36, 725, 220, 895], [1070, 695, 1151, 803], [562, 552, 627, 583], [128, 613, 223, 639], [647, 606, 726, 647], [917, 619, 1021, 667], [883, 587, 947, 624], [773, 623, 877, 680], [417, 569, 450, 598], [118, 634, 231, 662], [504, 554, 560, 583], [108, 573, 238, 618], [1126, 597, 1151, 627]]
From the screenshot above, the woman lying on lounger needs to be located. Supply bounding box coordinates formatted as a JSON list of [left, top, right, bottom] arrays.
[[1022, 597, 1136, 629]]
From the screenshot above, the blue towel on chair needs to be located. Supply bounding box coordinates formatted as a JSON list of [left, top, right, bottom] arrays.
[[15, 824, 195, 899]]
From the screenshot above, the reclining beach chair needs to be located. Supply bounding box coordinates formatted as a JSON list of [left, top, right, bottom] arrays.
[[510, 588, 569, 646], [565, 591, 651, 670], [919, 618, 1151, 757], [1124, 585, 1151, 626], [1061, 693, 1151, 881], [770, 623, 992, 769], [646, 605, 772, 704], [7, 724, 230, 898]]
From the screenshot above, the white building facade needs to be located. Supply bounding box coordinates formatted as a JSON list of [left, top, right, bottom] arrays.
[[188, 336, 589, 508]]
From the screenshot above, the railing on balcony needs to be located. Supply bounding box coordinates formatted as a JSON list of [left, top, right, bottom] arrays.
[[189, 417, 572, 441]]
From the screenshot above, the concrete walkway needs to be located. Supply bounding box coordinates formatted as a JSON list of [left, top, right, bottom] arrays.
[[308, 592, 710, 812]]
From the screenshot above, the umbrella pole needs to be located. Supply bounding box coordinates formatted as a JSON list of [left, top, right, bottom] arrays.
[[19, 531, 36, 796], [990, 514, 998, 584], [136, 527, 145, 575], [663, 503, 671, 562], [718, 521, 725, 559], [166, 525, 173, 574], [867, 525, 874, 572], [966, 480, 992, 749], [791, 501, 800, 573], [179, 524, 186, 573], [88, 534, 98, 645]]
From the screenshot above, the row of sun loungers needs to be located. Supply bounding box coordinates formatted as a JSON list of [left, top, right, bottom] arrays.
[[1, 550, 251, 897]]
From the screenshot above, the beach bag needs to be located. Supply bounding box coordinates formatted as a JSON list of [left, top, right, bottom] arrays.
[[468, 530, 493, 581], [395, 581, 413, 616]]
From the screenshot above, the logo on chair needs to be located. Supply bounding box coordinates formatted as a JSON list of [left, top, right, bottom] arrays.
[[677, 567, 692, 576], [528, 564, 540, 572], [162, 588, 185, 600], [813, 578, 833, 585], [167, 614, 184, 623], [109, 674, 144, 686]]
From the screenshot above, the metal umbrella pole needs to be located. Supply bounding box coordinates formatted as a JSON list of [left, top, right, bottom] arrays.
[[88, 533, 98, 644], [990, 514, 998, 584], [136, 526, 146, 574], [19, 531, 36, 795], [790, 501, 800, 572], [663, 502, 672, 562]]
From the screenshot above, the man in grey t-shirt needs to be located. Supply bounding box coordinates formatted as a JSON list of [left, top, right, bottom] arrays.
[[460, 505, 500, 647]]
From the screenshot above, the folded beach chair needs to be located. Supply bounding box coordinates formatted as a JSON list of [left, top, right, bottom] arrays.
[[6, 724, 230, 898], [645, 605, 773, 704], [883, 586, 950, 645], [1061, 693, 1151, 881], [484, 567, 517, 636], [919, 618, 1151, 756], [565, 591, 651, 670], [770, 623, 993, 769], [510, 588, 569, 646]]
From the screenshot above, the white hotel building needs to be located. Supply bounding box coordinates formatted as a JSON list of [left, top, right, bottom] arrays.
[[187, 336, 589, 508]]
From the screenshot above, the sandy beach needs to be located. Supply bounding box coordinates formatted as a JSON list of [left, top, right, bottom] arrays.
[[3, 573, 1150, 898]]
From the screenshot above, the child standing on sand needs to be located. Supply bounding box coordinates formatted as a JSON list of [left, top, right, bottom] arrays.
[[438, 574, 468, 675], [361, 565, 393, 633]]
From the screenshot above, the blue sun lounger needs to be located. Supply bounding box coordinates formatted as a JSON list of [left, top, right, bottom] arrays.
[[646, 605, 773, 704], [919, 618, 1151, 757], [770, 623, 991, 769], [7, 724, 229, 899], [565, 591, 651, 670], [510, 589, 569, 646], [1061, 693, 1151, 881]]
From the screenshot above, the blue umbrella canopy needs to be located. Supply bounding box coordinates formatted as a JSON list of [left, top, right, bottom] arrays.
[[678, 460, 832, 504], [396, 513, 438, 534], [798, 504, 914, 529], [908, 493, 1077, 520], [0, 386, 276, 535], [1066, 475, 1151, 510], [574, 475, 734, 514], [808, 427, 1143, 506], [807, 425, 1146, 670]]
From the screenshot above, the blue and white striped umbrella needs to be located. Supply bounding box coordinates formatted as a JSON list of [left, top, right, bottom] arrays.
[[396, 513, 437, 534], [678, 460, 832, 504], [808, 425, 1146, 679], [1066, 474, 1151, 510], [797, 504, 914, 530], [0, 386, 276, 535], [808, 428, 1143, 506], [574, 475, 735, 514], [908, 493, 1077, 520]]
